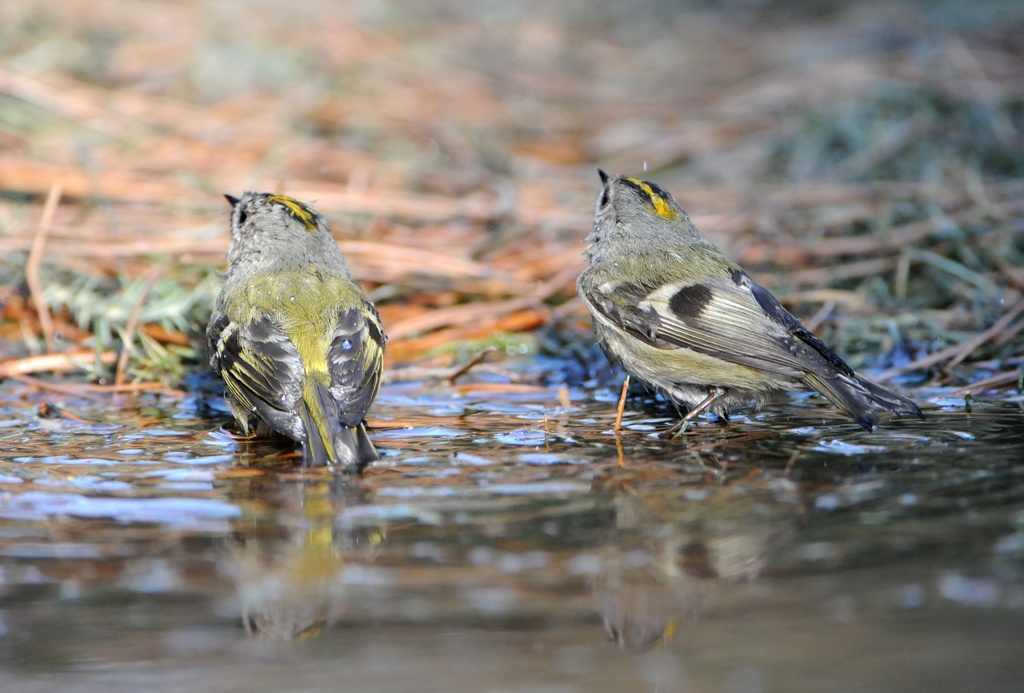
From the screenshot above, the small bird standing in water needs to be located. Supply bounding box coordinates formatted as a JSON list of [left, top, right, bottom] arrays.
[[577, 171, 921, 432], [208, 192, 385, 470]]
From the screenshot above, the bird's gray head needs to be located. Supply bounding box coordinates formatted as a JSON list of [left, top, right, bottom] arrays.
[[223, 192, 349, 275], [226, 192, 327, 244], [589, 170, 695, 249]]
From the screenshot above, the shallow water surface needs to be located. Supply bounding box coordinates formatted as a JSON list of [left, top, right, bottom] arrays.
[[0, 378, 1022, 692]]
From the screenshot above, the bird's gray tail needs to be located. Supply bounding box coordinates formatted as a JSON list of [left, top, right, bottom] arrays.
[[298, 382, 378, 472], [331, 423, 379, 474], [804, 371, 922, 431]]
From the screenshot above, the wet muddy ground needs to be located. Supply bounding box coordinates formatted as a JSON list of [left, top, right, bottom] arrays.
[[1, 375, 1022, 692]]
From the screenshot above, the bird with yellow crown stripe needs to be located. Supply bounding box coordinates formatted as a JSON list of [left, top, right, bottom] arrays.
[[208, 192, 385, 471], [578, 171, 922, 433]]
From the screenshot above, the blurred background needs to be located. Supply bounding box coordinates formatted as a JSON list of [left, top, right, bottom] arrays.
[[2, 4, 1024, 691], [0, 0, 1022, 389]]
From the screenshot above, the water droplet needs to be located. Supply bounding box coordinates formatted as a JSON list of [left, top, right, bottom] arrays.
[[289, 296, 296, 302]]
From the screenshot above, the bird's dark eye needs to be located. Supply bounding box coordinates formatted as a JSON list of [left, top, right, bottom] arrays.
[[237, 210, 249, 225], [599, 189, 610, 207]]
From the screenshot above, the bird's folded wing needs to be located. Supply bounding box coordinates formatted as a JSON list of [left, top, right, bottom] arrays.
[[210, 313, 305, 417], [327, 305, 386, 427], [588, 270, 855, 380]]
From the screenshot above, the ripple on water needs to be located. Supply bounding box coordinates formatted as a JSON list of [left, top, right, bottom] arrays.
[[12, 456, 125, 466], [0, 491, 241, 528], [518, 453, 587, 465], [451, 452, 493, 466], [493, 428, 548, 446], [163, 453, 234, 465], [69, 476, 133, 492], [374, 426, 466, 440], [812, 440, 887, 455], [483, 481, 590, 495]]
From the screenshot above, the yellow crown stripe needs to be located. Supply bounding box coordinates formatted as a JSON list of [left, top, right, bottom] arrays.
[[298, 620, 328, 639], [268, 194, 318, 230], [627, 178, 678, 219]]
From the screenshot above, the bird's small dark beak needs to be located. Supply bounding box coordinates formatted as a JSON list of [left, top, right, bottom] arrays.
[[224, 194, 240, 207], [598, 169, 610, 185]]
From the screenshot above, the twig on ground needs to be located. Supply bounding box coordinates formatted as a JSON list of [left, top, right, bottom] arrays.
[[115, 262, 168, 386], [446, 346, 499, 384], [24, 182, 62, 353]]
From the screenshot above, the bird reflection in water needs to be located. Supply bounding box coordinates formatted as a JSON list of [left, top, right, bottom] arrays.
[[224, 475, 385, 640], [597, 460, 799, 650]]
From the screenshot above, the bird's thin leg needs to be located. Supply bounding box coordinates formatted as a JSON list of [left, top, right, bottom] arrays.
[[661, 387, 728, 438], [613, 375, 630, 434]]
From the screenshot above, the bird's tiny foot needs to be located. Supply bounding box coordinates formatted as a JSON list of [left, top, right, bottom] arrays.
[[221, 422, 258, 440], [661, 418, 691, 439]]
